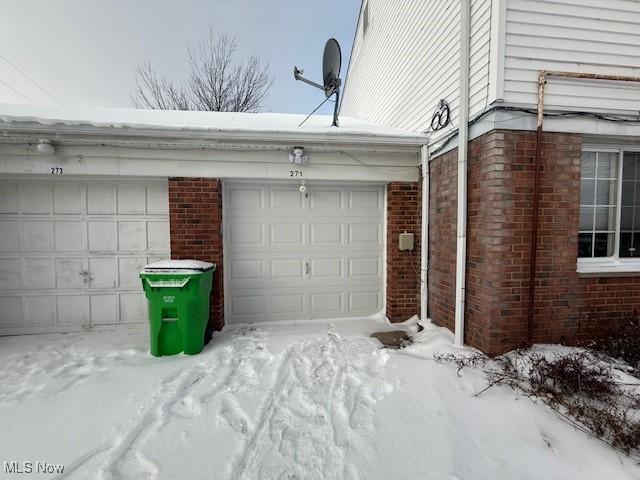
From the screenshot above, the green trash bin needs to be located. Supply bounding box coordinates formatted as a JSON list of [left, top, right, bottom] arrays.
[[140, 260, 215, 356]]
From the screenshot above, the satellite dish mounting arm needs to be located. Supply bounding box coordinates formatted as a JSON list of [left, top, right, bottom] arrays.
[[293, 67, 325, 91]]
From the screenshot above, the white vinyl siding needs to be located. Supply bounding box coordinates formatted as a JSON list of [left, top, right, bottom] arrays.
[[341, 0, 492, 134], [504, 0, 640, 114]]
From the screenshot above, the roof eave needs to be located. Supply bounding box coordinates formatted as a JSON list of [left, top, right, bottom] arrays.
[[0, 120, 427, 150]]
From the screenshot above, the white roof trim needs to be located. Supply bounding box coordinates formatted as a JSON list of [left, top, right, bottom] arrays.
[[0, 104, 426, 149]]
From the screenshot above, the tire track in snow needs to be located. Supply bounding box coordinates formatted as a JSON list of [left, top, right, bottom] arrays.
[[95, 329, 270, 479], [58, 330, 264, 479], [226, 331, 393, 480], [227, 345, 295, 479]]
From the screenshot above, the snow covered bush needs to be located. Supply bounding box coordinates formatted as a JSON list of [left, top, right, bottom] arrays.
[[588, 313, 640, 379], [435, 349, 640, 458]]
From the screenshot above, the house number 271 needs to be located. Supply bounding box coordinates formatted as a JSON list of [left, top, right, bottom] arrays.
[[289, 170, 303, 177], [50, 167, 64, 175]]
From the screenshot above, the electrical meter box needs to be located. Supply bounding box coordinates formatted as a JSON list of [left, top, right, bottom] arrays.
[[399, 231, 415, 251]]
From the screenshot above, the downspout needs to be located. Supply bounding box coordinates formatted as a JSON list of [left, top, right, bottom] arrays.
[[528, 69, 640, 345], [454, 0, 471, 347], [421, 145, 430, 323]]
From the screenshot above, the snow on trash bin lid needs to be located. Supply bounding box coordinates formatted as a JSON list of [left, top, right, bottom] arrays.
[[142, 260, 215, 273]]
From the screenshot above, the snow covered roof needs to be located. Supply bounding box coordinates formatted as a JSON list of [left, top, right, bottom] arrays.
[[0, 104, 426, 147]]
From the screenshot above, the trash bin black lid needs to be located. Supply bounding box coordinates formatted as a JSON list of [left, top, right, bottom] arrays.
[[142, 260, 215, 273]]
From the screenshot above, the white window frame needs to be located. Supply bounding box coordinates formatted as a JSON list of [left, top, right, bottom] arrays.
[[578, 146, 640, 275]]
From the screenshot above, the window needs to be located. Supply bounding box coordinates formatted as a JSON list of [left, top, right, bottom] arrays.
[[578, 148, 640, 273]]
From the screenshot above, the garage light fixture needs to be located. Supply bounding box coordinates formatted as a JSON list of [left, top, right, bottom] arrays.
[[288, 146, 308, 165], [36, 139, 55, 155]]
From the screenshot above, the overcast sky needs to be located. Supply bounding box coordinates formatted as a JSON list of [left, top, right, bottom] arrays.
[[0, 0, 360, 115]]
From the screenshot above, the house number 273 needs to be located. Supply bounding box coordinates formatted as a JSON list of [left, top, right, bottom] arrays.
[[50, 167, 64, 175]]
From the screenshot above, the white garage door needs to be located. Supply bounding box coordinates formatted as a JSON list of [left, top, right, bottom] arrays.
[[0, 178, 170, 335], [225, 181, 384, 324]]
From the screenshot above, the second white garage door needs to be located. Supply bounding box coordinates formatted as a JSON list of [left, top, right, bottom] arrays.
[[0, 178, 169, 335], [224, 181, 384, 324]]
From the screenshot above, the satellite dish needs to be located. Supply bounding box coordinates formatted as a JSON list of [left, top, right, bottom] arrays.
[[322, 38, 341, 98], [293, 38, 342, 127]]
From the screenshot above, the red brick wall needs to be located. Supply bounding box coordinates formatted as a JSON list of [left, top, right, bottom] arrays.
[[168, 178, 224, 332], [430, 130, 640, 355], [531, 132, 639, 346], [428, 150, 457, 333], [387, 182, 422, 322], [465, 131, 537, 354]]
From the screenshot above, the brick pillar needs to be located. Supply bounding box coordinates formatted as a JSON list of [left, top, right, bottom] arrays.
[[386, 182, 421, 322], [168, 177, 224, 332], [428, 150, 458, 334]]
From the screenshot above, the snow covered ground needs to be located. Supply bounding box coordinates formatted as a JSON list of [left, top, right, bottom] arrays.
[[0, 317, 637, 480]]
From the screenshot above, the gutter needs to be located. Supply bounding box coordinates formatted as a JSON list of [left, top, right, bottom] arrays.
[[0, 119, 426, 150], [454, 0, 471, 347]]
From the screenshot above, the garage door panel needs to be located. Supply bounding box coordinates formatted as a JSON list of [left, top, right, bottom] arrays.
[[309, 188, 344, 212], [23, 221, 53, 251], [348, 257, 381, 278], [57, 295, 89, 326], [0, 296, 22, 326], [229, 223, 264, 247], [271, 224, 303, 245], [23, 258, 54, 289], [148, 221, 169, 250], [348, 223, 381, 244], [89, 257, 117, 288], [87, 184, 116, 214], [0, 221, 19, 251], [0, 183, 18, 213], [0, 179, 169, 334], [227, 186, 264, 212], [88, 221, 117, 252], [269, 293, 305, 316], [118, 257, 147, 288], [0, 259, 20, 289], [24, 295, 55, 326], [225, 182, 384, 324], [53, 184, 83, 214], [309, 223, 342, 244], [54, 221, 85, 251], [230, 259, 264, 282], [271, 258, 303, 280], [230, 293, 265, 316], [146, 185, 169, 215], [349, 291, 381, 312], [309, 257, 342, 279], [117, 184, 146, 214], [310, 292, 344, 315], [349, 189, 382, 209], [20, 183, 51, 214], [55, 258, 84, 289], [91, 294, 117, 325], [118, 221, 147, 251], [119, 293, 146, 324]]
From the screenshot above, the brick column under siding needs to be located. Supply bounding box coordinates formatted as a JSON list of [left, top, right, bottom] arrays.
[[428, 150, 458, 334], [168, 178, 224, 332], [386, 182, 422, 322]]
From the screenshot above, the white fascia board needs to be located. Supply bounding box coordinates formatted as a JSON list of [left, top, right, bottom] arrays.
[[0, 120, 427, 152]]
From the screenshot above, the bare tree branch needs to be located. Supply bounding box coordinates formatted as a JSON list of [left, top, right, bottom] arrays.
[[131, 32, 272, 112]]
